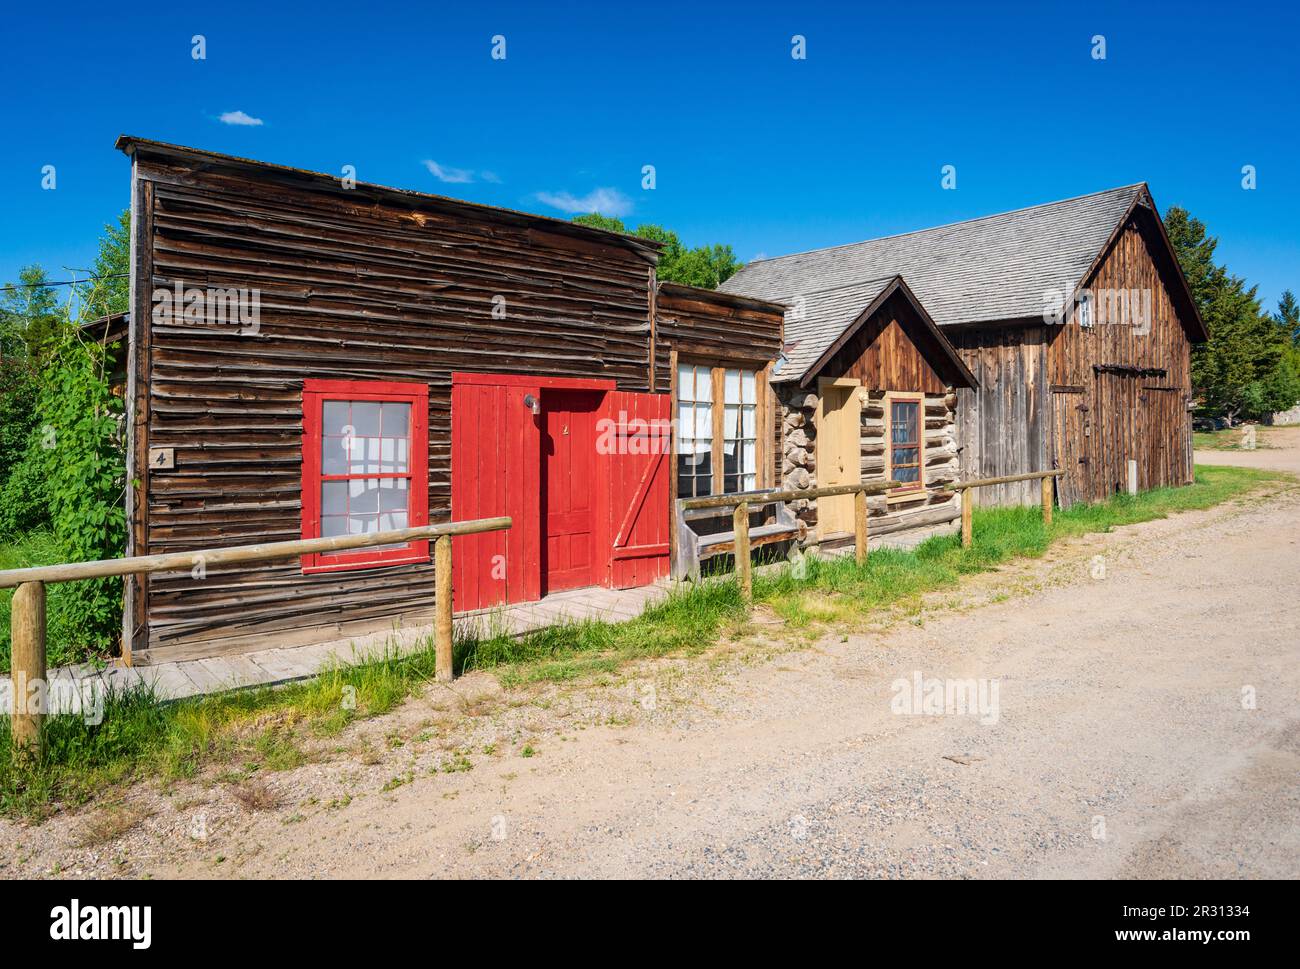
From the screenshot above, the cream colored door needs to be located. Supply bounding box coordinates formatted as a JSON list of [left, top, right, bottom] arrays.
[[816, 380, 862, 537]]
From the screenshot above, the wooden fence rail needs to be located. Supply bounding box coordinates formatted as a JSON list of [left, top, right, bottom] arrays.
[[3, 516, 511, 760], [680, 480, 903, 600], [945, 469, 1065, 547]]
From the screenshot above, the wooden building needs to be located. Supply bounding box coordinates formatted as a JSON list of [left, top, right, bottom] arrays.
[[765, 276, 976, 547], [721, 184, 1207, 507], [116, 138, 784, 663]]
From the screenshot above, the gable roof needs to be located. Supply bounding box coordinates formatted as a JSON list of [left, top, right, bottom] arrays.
[[775, 275, 976, 388], [722, 184, 1205, 339]]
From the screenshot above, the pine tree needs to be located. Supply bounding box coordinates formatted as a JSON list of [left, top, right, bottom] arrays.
[[1274, 289, 1299, 345], [1164, 207, 1287, 422]]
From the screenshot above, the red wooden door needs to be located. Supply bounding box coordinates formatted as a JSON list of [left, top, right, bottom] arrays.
[[451, 380, 542, 612], [603, 391, 671, 589], [542, 389, 601, 592]]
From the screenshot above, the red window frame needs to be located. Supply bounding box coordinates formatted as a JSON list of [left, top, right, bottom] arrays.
[[301, 379, 429, 574]]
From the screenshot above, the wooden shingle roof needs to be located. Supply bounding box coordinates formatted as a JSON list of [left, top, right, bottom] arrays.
[[722, 184, 1149, 328]]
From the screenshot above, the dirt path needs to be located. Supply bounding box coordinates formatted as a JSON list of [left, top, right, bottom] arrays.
[[4, 444, 1299, 880]]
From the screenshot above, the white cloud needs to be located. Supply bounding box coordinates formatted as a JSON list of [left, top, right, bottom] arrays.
[[218, 110, 264, 126], [480, 170, 502, 184], [422, 159, 476, 184], [535, 187, 632, 217]]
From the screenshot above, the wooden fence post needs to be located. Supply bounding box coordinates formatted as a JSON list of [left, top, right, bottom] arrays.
[[854, 488, 868, 566], [733, 501, 751, 602], [960, 490, 973, 548], [1041, 476, 1054, 527], [434, 535, 453, 681], [10, 580, 46, 760]]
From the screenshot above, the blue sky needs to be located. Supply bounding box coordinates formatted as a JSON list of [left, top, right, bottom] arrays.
[[3, 0, 1297, 310]]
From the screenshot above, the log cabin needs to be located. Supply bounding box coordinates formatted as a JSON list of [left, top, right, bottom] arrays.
[[761, 275, 977, 549], [114, 137, 785, 663], [721, 184, 1208, 508]]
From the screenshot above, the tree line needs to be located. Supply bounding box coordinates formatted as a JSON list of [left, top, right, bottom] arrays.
[[1165, 207, 1300, 424]]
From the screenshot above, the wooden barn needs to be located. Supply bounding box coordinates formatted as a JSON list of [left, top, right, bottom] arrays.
[[115, 137, 784, 663], [721, 184, 1208, 508]]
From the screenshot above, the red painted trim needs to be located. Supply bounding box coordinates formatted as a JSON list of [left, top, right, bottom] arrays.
[[452, 371, 617, 391], [301, 380, 430, 573]]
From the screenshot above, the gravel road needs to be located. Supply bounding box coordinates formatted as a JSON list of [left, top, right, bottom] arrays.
[[5, 431, 1298, 879]]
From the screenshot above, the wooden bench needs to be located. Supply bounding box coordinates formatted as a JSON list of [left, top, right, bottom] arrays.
[[673, 490, 804, 580]]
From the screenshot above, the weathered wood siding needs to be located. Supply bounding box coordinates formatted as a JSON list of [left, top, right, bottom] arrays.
[[1047, 214, 1195, 505], [818, 293, 954, 395], [949, 324, 1052, 507], [126, 144, 661, 660], [948, 211, 1195, 509]]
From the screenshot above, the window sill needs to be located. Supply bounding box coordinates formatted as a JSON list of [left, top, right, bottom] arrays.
[[301, 542, 429, 574]]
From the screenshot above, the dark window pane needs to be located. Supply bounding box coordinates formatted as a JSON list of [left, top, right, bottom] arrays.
[[723, 474, 739, 494]]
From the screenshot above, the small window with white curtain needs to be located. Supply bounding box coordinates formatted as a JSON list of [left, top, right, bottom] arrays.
[[723, 368, 757, 493], [677, 363, 713, 498]]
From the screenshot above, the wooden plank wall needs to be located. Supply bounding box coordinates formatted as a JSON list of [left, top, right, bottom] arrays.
[[818, 294, 952, 395], [131, 149, 661, 660], [1048, 214, 1195, 504], [949, 324, 1052, 507]]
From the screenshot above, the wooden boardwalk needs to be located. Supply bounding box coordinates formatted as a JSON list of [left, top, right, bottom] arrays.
[[1, 583, 669, 710]]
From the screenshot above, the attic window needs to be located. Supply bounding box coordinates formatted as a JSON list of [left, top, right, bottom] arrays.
[[1078, 291, 1094, 329]]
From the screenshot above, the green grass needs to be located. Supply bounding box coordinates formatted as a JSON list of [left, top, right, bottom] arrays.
[[0, 530, 94, 674], [0, 463, 1288, 819]]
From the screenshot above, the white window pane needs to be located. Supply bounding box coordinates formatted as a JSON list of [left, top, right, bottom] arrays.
[[323, 401, 350, 437], [352, 402, 381, 437], [694, 402, 712, 440], [695, 367, 711, 401], [378, 479, 408, 512], [742, 441, 756, 473], [396, 439, 409, 472], [724, 369, 741, 404], [677, 363, 694, 402], [323, 438, 349, 475], [724, 403, 740, 439], [723, 438, 737, 457], [741, 370, 756, 404], [321, 516, 347, 538], [322, 481, 348, 516], [350, 479, 380, 514], [382, 402, 410, 438], [677, 401, 691, 434], [742, 404, 756, 438]]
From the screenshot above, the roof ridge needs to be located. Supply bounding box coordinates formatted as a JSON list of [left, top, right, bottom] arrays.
[[741, 183, 1148, 269], [776, 274, 902, 302]]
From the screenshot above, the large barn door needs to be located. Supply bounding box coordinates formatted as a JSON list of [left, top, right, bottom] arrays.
[[601, 391, 671, 589]]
